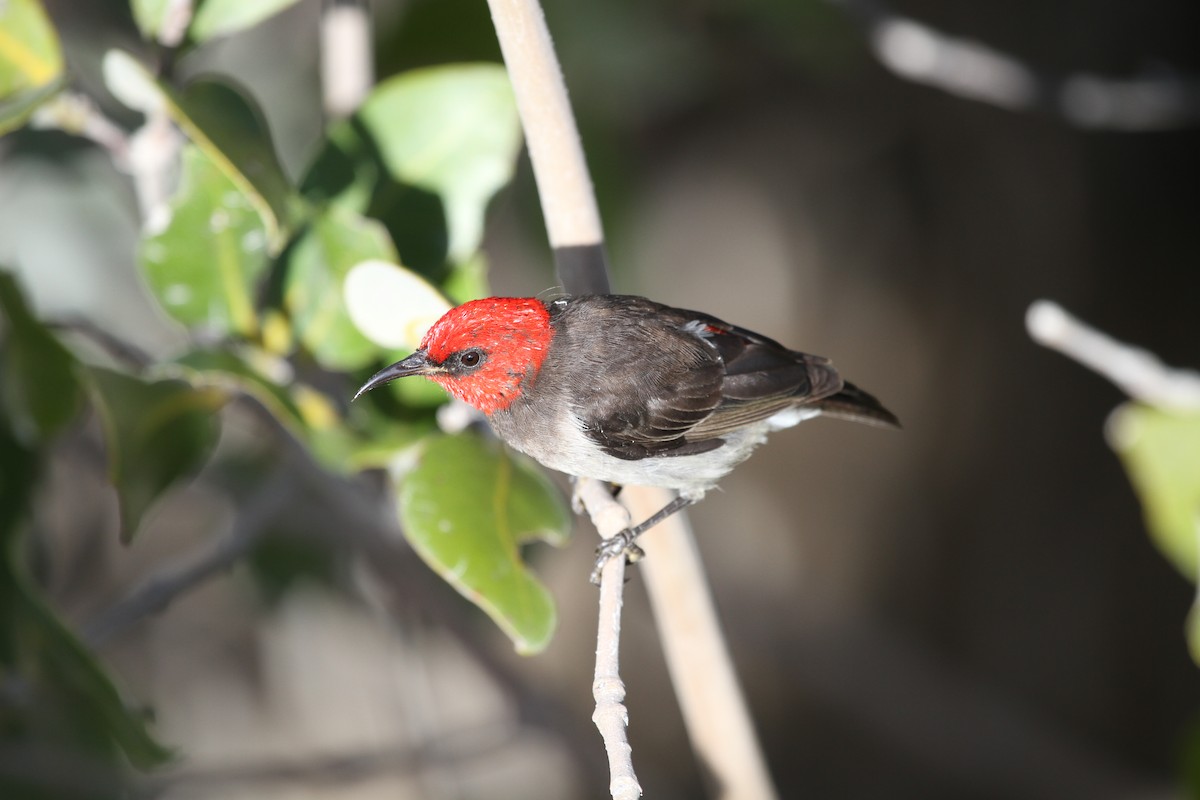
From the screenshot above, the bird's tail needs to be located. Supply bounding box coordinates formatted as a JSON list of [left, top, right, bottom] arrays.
[[816, 381, 901, 428]]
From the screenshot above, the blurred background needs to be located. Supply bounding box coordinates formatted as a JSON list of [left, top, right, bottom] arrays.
[[3, 0, 1200, 797]]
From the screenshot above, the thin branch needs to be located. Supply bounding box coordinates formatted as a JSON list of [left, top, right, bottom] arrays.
[[485, 1, 643, 794], [833, 0, 1200, 130], [1026, 300, 1200, 410], [30, 92, 131, 166], [575, 480, 642, 800]]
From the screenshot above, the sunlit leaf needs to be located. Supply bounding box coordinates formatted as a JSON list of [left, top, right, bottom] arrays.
[[0, 0, 63, 133], [130, 0, 171, 40], [358, 64, 522, 262], [190, 0, 305, 42], [104, 51, 294, 250], [286, 208, 398, 371], [0, 270, 82, 445], [397, 433, 570, 654], [140, 144, 271, 338], [343, 259, 451, 351], [88, 367, 227, 542]]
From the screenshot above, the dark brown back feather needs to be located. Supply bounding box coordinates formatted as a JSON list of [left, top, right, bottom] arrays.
[[538, 295, 895, 461]]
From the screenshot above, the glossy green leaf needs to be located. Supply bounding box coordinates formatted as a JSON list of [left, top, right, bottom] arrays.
[[398, 433, 570, 654], [140, 144, 271, 337], [104, 52, 294, 250], [190, 0, 304, 41], [286, 207, 398, 371], [358, 65, 522, 262], [0, 271, 82, 445], [88, 367, 227, 543], [0, 0, 63, 133]]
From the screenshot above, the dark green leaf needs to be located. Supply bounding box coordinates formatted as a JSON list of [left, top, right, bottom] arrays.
[[397, 433, 570, 654], [87, 367, 227, 543], [140, 144, 271, 337], [0, 414, 172, 778], [285, 206, 397, 371], [175, 78, 297, 249], [0, 270, 82, 445]]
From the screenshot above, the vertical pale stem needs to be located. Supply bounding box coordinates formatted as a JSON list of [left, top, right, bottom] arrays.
[[321, 0, 374, 119], [484, 0, 604, 248]]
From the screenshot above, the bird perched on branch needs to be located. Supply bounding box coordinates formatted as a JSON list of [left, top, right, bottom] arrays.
[[355, 294, 898, 580]]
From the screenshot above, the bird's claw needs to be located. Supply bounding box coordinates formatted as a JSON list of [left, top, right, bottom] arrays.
[[589, 529, 645, 585]]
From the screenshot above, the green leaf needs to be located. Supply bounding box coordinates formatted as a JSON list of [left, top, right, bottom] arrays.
[[1108, 403, 1200, 663], [140, 144, 271, 337], [130, 0, 171, 40], [398, 433, 570, 654], [285, 207, 398, 371], [1109, 404, 1200, 579], [88, 367, 227, 543], [104, 52, 294, 251], [358, 64, 522, 262], [190, 0, 305, 42], [0, 0, 63, 133], [0, 270, 82, 445]]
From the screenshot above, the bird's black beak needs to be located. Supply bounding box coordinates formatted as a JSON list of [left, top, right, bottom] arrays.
[[353, 350, 434, 400]]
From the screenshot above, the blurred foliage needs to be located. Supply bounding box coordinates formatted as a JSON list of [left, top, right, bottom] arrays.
[[0, 0, 62, 134], [0, 0, 571, 789], [1108, 403, 1200, 662]]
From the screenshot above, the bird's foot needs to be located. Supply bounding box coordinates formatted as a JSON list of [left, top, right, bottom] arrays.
[[589, 529, 645, 585]]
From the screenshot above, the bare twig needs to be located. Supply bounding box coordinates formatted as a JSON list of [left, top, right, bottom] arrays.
[[1026, 300, 1200, 409], [833, 0, 1200, 130], [629, 488, 780, 800], [30, 92, 131, 166], [575, 480, 642, 800]]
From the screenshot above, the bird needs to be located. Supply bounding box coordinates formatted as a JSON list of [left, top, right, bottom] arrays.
[[354, 294, 898, 580]]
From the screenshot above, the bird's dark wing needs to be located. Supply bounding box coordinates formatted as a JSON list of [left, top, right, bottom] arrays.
[[686, 316, 845, 439], [549, 298, 727, 460], [548, 296, 846, 460]]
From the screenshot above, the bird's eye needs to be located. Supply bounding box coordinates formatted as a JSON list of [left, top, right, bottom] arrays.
[[459, 350, 482, 368]]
